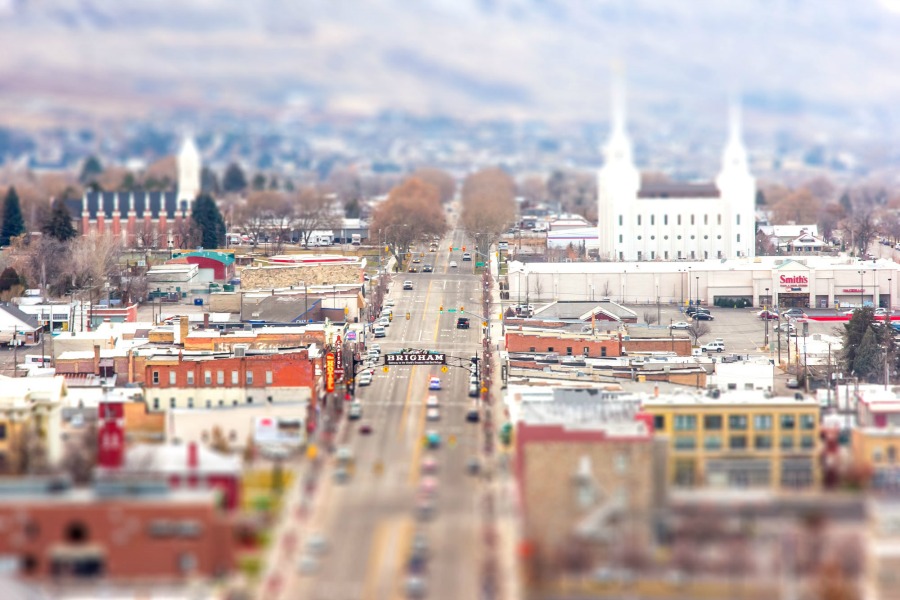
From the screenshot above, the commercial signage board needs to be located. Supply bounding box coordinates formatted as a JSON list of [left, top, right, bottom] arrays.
[[325, 352, 336, 392], [385, 352, 447, 366], [779, 274, 808, 288]]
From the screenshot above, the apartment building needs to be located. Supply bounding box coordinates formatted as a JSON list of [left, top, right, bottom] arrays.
[[643, 389, 820, 489]]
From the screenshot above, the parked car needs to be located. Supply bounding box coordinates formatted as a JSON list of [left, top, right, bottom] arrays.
[[669, 321, 691, 330], [692, 312, 715, 321], [782, 308, 807, 319], [685, 306, 708, 316], [757, 310, 780, 320], [701, 340, 725, 352], [786, 377, 801, 389]]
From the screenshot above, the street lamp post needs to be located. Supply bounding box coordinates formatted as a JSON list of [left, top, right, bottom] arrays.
[[679, 269, 684, 310], [858, 270, 866, 307], [765, 286, 770, 349], [688, 267, 692, 306], [696, 276, 700, 308]]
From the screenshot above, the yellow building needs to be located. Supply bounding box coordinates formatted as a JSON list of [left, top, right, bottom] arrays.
[[643, 390, 820, 489], [0, 375, 66, 473]]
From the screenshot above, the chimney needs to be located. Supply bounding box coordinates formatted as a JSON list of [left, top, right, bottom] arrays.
[[93, 345, 101, 375], [203, 313, 210, 329], [187, 441, 199, 469]]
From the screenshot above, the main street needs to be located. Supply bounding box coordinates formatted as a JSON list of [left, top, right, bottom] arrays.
[[269, 228, 492, 600]]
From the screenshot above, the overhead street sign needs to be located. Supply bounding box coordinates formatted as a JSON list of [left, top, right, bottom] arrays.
[[385, 352, 447, 366], [476, 262, 485, 267]]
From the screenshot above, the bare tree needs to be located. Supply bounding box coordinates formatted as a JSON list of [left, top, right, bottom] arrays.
[[409, 167, 455, 204], [13, 421, 51, 475], [61, 419, 98, 484], [294, 188, 340, 248], [370, 178, 447, 266], [460, 168, 517, 259], [843, 207, 878, 256], [643, 311, 658, 325], [687, 321, 711, 345]]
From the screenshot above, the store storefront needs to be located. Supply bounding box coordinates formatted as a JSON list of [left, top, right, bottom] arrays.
[[509, 257, 900, 310]]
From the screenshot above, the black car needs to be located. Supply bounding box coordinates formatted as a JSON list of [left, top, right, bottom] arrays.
[[456, 317, 470, 329], [692, 312, 715, 321], [685, 306, 709, 316], [422, 264, 433, 273]]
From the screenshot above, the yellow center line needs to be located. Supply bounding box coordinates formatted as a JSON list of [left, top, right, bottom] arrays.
[[397, 279, 435, 438], [408, 286, 442, 486], [389, 517, 416, 600], [360, 520, 390, 600]]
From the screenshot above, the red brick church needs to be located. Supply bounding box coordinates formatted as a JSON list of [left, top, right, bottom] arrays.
[[64, 137, 202, 248]]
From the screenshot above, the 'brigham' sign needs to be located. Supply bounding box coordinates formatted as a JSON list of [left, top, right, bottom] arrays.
[[385, 352, 446, 366]]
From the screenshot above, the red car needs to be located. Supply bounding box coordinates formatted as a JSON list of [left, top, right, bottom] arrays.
[[757, 310, 779, 320]]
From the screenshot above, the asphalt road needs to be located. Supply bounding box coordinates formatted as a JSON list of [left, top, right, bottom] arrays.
[[279, 229, 489, 600]]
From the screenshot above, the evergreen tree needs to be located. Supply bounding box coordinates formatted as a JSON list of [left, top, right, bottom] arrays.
[[839, 192, 853, 217], [755, 189, 766, 206], [222, 163, 247, 193], [251, 173, 266, 191], [0, 187, 25, 246], [191, 194, 226, 249], [79, 155, 103, 185], [853, 326, 882, 382], [42, 199, 78, 242], [0, 267, 20, 292], [842, 306, 876, 371]]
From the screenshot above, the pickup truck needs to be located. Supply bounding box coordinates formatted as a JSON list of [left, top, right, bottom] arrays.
[[701, 340, 725, 353]]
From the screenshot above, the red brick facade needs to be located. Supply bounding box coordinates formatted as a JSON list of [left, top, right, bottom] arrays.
[[505, 331, 621, 358], [623, 337, 693, 356], [144, 351, 316, 396], [0, 492, 234, 579]]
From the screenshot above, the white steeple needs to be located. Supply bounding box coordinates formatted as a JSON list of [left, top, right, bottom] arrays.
[[718, 100, 749, 178], [597, 63, 640, 261], [177, 135, 201, 208], [715, 97, 756, 258], [602, 62, 635, 168]]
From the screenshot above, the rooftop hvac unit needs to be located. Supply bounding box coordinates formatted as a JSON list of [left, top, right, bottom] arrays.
[[234, 344, 248, 358]]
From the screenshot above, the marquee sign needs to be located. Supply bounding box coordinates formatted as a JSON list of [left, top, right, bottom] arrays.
[[325, 352, 336, 392], [779, 274, 808, 288], [385, 352, 447, 366]]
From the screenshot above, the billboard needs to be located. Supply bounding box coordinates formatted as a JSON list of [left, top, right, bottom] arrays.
[[325, 352, 336, 392], [385, 352, 446, 366]]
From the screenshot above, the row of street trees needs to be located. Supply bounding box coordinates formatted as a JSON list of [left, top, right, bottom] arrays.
[[461, 168, 517, 261]]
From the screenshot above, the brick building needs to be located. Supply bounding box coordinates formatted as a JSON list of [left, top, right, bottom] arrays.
[[514, 392, 663, 585], [142, 347, 319, 411], [505, 330, 621, 358], [0, 478, 233, 580], [64, 137, 201, 248]]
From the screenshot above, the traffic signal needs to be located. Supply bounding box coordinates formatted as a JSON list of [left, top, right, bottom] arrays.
[[406, 312, 411, 320], [439, 305, 444, 313], [460, 306, 464, 312], [449, 246, 453, 252], [462, 246, 466, 251]]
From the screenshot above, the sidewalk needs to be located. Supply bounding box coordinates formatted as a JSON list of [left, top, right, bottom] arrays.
[[488, 250, 522, 600]]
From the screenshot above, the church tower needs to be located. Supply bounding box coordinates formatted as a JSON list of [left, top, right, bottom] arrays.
[[177, 135, 201, 209], [715, 101, 756, 257], [597, 67, 640, 261]]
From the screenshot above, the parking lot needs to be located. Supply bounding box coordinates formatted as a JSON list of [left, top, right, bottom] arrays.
[[627, 304, 843, 355]]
